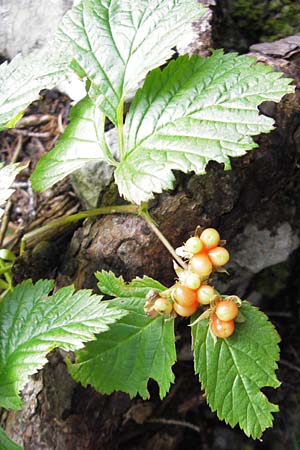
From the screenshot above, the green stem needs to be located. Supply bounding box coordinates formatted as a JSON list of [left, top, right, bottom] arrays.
[[0, 259, 12, 301], [20, 201, 187, 274], [117, 99, 125, 160], [3, 270, 12, 289], [99, 113, 118, 167], [139, 205, 188, 270], [0, 264, 13, 276], [21, 204, 139, 255]]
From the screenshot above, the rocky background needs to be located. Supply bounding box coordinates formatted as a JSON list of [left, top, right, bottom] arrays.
[[0, 0, 73, 60], [1, 1, 300, 449]]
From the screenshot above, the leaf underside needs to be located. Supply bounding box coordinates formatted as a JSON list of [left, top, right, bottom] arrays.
[[58, 0, 205, 125], [192, 302, 281, 439], [115, 51, 294, 203], [0, 279, 125, 410], [31, 96, 110, 191], [67, 271, 176, 399]]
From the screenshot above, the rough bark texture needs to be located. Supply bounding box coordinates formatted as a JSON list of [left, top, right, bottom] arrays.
[[1, 3, 300, 450]]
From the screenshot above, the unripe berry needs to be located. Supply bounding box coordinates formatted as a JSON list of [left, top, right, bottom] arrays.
[[208, 246, 230, 266], [184, 236, 203, 254], [197, 285, 216, 305], [200, 228, 220, 249], [179, 271, 201, 290], [153, 298, 173, 315]]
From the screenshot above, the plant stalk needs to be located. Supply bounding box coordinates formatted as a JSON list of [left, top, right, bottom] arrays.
[[99, 113, 118, 167], [20, 201, 187, 273], [139, 205, 188, 270], [20, 204, 139, 254], [117, 99, 125, 160]]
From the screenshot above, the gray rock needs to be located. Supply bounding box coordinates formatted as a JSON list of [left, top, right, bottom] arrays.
[[70, 128, 119, 208], [212, 223, 299, 300], [250, 34, 300, 58], [0, 0, 87, 102], [233, 223, 299, 274], [0, 0, 74, 59]]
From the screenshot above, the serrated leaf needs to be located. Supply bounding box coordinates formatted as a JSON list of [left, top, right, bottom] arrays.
[[0, 279, 125, 410], [0, 42, 72, 130], [115, 51, 294, 203], [31, 96, 116, 191], [192, 302, 281, 439], [0, 426, 22, 450], [95, 270, 166, 297], [67, 271, 175, 399], [58, 0, 205, 124], [0, 163, 25, 220]]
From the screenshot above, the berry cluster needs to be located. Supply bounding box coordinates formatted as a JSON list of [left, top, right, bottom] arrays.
[[186, 228, 229, 278], [144, 227, 241, 339], [172, 228, 229, 316]]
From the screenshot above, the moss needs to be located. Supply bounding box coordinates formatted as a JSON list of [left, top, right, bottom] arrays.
[[237, 0, 300, 42], [216, 0, 300, 52], [254, 263, 290, 299]]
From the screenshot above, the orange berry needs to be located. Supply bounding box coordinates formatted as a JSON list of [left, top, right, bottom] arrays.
[[211, 314, 235, 338], [215, 300, 238, 321], [173, 284, 197, 306], [190, 254, 213, 279], [173, 301, 199, 317]]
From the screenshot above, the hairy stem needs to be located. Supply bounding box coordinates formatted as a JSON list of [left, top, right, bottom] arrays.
[[117, 99, 125, 160], [20, 204, 139, 255], [139, 205, 188, 270], [20, 201, 187, 272], [98, 113, 118, 167]]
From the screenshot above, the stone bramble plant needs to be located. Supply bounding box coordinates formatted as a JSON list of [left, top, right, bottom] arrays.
[[0, 1, 295, 448]]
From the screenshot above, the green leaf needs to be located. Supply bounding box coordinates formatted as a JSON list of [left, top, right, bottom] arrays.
[[0, 426, 22, 450], [115, 51, 294, 203], [31, 96, 116, 191], [58, 0, 205, 124], [0, 163, 25, 220], [95, 270, 166, 297], [0, 42, 72, 130], [0, 279, 125, 410], [0, 249, 16, 262], [192, 302, 281, 439], [67, 271, 176, 399]]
